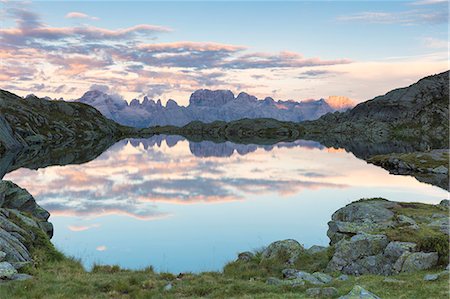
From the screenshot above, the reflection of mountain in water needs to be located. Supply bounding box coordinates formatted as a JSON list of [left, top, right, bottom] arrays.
[[129, 135, 325, 158]]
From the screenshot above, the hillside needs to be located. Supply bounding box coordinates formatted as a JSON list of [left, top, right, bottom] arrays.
[[302, 71, 449, 146], [0, 90, 141, 155]]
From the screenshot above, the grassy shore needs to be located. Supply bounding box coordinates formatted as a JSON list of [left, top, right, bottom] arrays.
[[0, 238, 448, 299]]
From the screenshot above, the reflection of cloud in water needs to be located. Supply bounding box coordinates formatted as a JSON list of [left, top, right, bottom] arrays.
[[5, 136, 348, 220], [68, 224, 100, 232]]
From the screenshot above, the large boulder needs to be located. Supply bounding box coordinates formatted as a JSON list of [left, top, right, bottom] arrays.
[[383, 241, 417, 262], [327, 233, 390, 275], [0, 261, 18, 279], [327, 198, 448, 276], [261, 239, 305, 265], [394, 252, 439, 273], [282, 269, 324, 285], [327, 199, 396, 245]]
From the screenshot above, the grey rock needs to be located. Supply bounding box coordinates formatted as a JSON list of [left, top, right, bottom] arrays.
[[262, 239, 305, 265], [163, 283, 173, 291], [322, 287, 339, 298], [399, 252, 439, 273], [0, 251, 6, 262], [306, 288, 322, 297], [439, 199, 449, 207], [327, 233, 389, 274], [327, 200, 396, 245], [237, 251, 254, 262], [427, 216, 449, 235], [432, 166, 448, 174], [306, 287, 338, 298], [282, 269, 323, 285], [313, 272, 333, 284], [397, 215, 419, 229], [423, 273, 439, 281], [0, 262, 18, 279], [339, 285, 381, 299], [384, 241, 416, 262], [266, 277, 305, 287]]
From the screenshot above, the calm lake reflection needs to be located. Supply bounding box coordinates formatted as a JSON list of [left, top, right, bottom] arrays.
[[4, 136, 449, 273]]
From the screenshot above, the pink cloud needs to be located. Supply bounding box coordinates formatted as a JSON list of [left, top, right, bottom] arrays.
[[65, 12, 99, 20], [68, 224, 101, 232], [137, 41, 246, 53]]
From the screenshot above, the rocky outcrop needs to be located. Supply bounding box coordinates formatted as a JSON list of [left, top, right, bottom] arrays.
[[368, 149, 449, 190], [77, 89, 351, 128], [0, 180, 53, 281], [0, 115, 21, 154], [0, 89, 140, 155], [303, 70, 449, 147], [326, 198, 447, 275]]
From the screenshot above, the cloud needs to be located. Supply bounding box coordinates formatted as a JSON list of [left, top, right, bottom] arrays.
[[223, 51, 351, 69], [410, 0, 447, 5], [96, 245, 107, 251], [422, 37, 448, 49], [68, 224, 100, 232], [89, 84, 110, 93], [0, 7, 171, 47], [0, 4, 352, 100], [338, 9, 448, 25], [297, 69, 343, 79], [145, 83, 173, 98], [65, 12, 99, 20]]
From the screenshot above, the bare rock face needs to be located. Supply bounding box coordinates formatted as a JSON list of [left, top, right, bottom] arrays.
[[189, 89, 234, 107], [0, 180, 53, 276], [76, 89, 338, 128]]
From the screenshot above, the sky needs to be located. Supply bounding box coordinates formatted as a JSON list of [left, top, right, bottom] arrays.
[[0, 0, 448, 105]]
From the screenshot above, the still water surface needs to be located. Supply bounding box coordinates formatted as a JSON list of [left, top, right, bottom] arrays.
[[4, 136, 448, 273]]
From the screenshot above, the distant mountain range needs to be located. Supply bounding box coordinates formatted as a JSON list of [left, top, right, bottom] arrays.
[[75, 89, 355, 128]]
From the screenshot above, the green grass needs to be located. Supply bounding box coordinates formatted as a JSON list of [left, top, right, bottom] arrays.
[[0, 253, 448, 299], [0, 234, 448, 299], [368, 151, 449, 171]]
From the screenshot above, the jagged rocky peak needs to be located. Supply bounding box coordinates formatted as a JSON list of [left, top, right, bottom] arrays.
[[166, 99, 179, 108], [262, 97, 275, 105], [25, 94, 39, 100], [189, 89, 235, 106], [236, 92, 257, 103], [130, 98, 140, 107], [325, 96, 355, 111]]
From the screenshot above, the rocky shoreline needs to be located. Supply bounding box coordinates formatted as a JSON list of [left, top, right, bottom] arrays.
[[0, 180, 448, 298], [0, 180, 53, 281], [227, 198, 449, 298], [368, 150, 449, 190]]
